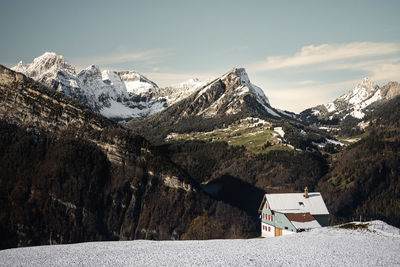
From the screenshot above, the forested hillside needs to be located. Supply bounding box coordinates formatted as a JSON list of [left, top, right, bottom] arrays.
[[318, 96, 400, 226], [157, 96, 400, 227]]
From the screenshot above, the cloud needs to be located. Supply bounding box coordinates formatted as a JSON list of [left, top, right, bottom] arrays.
[[91, 49, 166, 65], [246, 42, 400, 112], [247, 42, 400, 72], [73, 49, 167, 69], [265, 79, 361, 113], [143, 72, 215, 87], [368, 62, 400, 82], [294, 80, 320, 86], [319, 56, 400, 82]]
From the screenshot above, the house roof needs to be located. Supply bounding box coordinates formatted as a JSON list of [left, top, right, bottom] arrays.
[[265, 192, 329, 215], [285, 212, 321, 230], [285, 212, 316, 222], [290, 219, 321, 230]]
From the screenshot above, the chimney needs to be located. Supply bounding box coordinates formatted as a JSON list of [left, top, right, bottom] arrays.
[[304, 187, 309, 198]]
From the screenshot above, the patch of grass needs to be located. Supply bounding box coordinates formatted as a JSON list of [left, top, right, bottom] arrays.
[[166, 119, 290, 154], [338, 131, 369, 145], [328, 174, 354, 190]]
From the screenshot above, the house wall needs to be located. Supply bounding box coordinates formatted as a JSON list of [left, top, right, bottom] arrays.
[[274, 212, 297, 233], [261, 201, 296, 236], [313, 214, 329, 227], [261, 222, 275, 238], [261, 200, 275, 228]]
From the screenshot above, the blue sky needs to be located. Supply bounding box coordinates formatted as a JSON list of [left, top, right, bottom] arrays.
[[1, 0, 399, 112]]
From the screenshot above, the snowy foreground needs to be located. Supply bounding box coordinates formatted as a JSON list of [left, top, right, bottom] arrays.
[[1, 221, 399, 267]]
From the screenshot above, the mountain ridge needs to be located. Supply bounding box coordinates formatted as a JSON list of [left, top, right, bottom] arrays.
[[300, 78, 400, 130], [11, 53, 297, 124], [127, 67, 297, 142], [12, 52, 166, 120]]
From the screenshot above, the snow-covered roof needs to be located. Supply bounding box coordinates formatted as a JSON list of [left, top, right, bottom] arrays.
[[265, 192, 329, 215], [291, 220, 321, 229]]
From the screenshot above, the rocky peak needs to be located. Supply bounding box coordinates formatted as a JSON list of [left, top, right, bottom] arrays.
[[380, 81, 400, 99], [162, 67, 283, 120], [11, 52, 76, 80], [160, 78, 205, 106], [117, 70, 159, 96], [78, 65, 102, 82], [220, 67, 248, 87], [10, 53, 165, 120], [300, 77, 400, 124], [340, 77, 379, 105], [219, 67, 270, 107]]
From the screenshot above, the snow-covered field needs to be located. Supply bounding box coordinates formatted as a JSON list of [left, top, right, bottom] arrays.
[[1, 221, 399, 267]]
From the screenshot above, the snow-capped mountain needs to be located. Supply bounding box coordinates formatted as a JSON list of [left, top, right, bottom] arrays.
[[12, 53, 296, 123], [182, 67, 294, 119], [154, 67, 293, 120], [300, 78, 400, 124], [160, 78, 206, 106], [12, 52, 165, 120], [128, 67, 297, 141]]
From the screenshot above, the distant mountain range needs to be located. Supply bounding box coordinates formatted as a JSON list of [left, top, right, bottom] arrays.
[[12, 52, 204, 121], [13, 52, 400, 131], [12, 53, 296, 123], [300, 78, 400, 128]]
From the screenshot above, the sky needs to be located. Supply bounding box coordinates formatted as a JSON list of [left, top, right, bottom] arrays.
[[1, 0, 399, 112]]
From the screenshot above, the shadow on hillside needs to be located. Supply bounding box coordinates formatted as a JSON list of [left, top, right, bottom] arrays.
[[201, 174, 266, 217]]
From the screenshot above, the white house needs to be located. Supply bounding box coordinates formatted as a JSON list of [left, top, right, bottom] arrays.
[[258, 187, 329, 237]]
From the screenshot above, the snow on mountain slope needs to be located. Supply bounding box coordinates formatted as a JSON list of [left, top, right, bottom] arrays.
[[160, 78, 206, 105], [337, 78, 381, 119], [117, 70, 160, 97], [12, 52, 165, 120], [1, 221, 398, 267], [12, 53, 297, 123], [300, 78, 400, 124], [174, 67, 287, 119]]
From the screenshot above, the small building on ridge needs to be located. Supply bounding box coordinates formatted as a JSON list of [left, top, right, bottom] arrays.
[[258, 187, 329, 237]]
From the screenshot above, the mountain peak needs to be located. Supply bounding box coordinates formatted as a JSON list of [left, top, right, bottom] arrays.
[[355, 77, 377, 92], [219, 67, 270, 107], [12, 52, 75, 78], [32, 52, 71, 71], [10, 53, 164, 120], [224, 67, 250, 84], [340, 77, 378, 105], [300, 77, 391, 122]]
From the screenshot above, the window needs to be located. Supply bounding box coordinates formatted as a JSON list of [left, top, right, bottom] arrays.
[[265, 203, 268, 209], [285, 227, 288, 230], [271, 215, 274, 221], [268, 215, 270, 221], [268, 226, 270, 232]]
